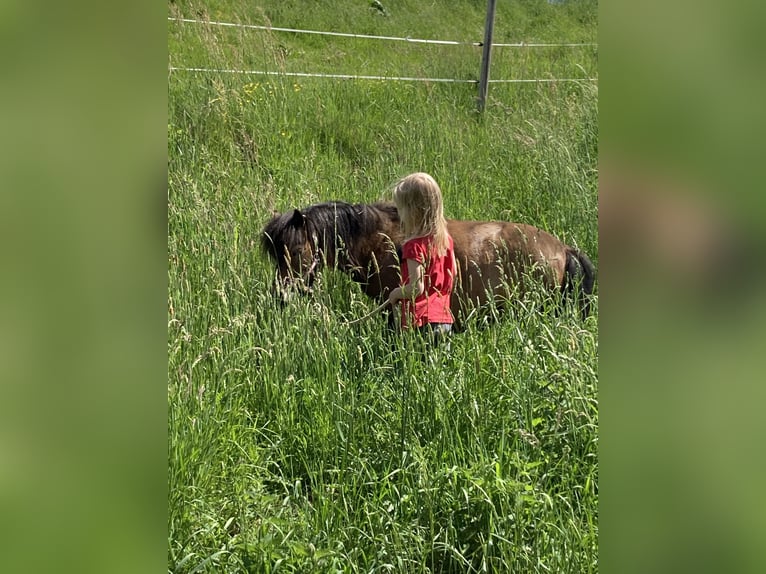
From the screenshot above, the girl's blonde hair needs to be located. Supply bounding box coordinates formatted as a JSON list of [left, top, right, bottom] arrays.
[[392, 172, 450, 255]]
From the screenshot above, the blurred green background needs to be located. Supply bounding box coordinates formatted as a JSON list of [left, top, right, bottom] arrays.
[[600, 1, 766, 573]]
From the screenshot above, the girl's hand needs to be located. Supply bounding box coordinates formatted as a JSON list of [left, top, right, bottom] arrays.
[[387, 288, 402, 306]]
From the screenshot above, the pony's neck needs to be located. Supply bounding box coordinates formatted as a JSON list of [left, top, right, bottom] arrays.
[[347, 204, 401, 277]]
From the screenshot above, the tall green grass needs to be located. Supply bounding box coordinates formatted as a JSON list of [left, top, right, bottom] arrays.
[[169, 1, 597, 572]]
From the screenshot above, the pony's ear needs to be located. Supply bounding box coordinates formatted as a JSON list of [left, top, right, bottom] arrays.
[[290, 209, 306, 227]]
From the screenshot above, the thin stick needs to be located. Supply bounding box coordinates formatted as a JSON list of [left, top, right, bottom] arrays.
[[344, 300, 390, 326]]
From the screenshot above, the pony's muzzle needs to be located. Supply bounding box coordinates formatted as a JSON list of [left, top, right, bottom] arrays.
[[272, 276, 314, 307]]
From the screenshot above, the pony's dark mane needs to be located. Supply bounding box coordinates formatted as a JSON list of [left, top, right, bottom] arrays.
[[261, 200, 399, 262], [307, 201, 399, 253]]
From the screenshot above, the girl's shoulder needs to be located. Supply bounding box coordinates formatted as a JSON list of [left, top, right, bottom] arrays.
[[402, 234, 433, 257], [403, 234, 434, 247]]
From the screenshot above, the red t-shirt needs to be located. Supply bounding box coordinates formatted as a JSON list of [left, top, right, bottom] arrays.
[[400, 234, 456, 328]]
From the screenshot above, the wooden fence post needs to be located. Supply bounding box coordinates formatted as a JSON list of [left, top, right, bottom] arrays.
[[477, 0, 497, 113]]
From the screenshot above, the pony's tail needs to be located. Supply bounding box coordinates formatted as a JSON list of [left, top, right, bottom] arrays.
[[564, 248, 596, 319]]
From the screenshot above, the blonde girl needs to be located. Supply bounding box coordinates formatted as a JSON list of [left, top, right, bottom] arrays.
[[387, 172, 456, 342]]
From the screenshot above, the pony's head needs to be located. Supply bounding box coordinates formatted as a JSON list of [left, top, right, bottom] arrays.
[[261, 208, 322, 301], [262, 200, 403, 303]]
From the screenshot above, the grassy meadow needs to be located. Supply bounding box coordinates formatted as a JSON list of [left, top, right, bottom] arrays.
[[168, 1, 598, 572]]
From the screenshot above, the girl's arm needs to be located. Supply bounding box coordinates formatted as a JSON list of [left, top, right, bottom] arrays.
[[387, 258, 424, 305]]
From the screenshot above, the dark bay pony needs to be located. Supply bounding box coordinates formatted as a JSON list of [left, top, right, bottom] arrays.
[[261, 201, 596, 323]]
